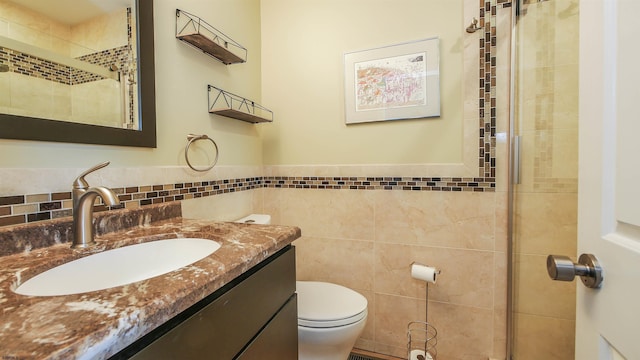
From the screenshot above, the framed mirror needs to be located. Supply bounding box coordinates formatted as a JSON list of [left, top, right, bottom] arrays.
[[0, 0, 156, 147]]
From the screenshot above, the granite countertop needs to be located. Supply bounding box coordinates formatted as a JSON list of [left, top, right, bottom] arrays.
[[0, 203, 301, 360]]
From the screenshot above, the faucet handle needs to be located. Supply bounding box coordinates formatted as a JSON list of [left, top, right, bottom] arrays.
[[73, 161, 111, 189]]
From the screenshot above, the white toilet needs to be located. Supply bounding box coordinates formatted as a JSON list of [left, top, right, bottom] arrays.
[[234, 215, 368, 359], [296, 281, 368, 360]]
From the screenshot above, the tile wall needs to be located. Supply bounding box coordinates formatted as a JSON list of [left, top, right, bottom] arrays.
[[512, 0, 579, 359], [0, 2, 132, 127]]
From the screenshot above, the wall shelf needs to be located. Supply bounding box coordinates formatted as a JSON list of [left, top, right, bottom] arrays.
[[176, 9, 247, 65], [208, 85, 273, 124]]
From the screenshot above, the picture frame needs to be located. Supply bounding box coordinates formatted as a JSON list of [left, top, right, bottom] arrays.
[[344, 37, 440, 124]]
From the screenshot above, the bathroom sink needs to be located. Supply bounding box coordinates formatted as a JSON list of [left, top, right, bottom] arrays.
[[14, 238, 221, 296]]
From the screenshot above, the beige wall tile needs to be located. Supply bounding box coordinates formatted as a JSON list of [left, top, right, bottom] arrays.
[[550, 128, 578, 180], [375, 294, 494, 360], [373, 343, 406, 359], [374, 243, 495, 309], [513, 313, 575, 360], [374, 293, 422, 352], [514, 192, 577, 256], [430, 301, 494, 360], [294, 235, 374, 291], [354, 338, 376, 354], [25, 193, 48, 203], [493, 310, 508, 360], [493, 251, 508, 359], [514, 253, 576, 320], [375, 191, 496, 250], [0, 17, 7, 37], [272, 188, 375, 240], [181, 190, 256, 222], [494, 191, 509, 253], [493, 251, 508, 312], [0, 74, 9, 108], [11, 203, 37, 215], [359, 289, 375, 343]]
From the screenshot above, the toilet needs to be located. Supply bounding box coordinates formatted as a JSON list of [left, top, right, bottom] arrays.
[[296, 281, 368, 360], [234, 215, 368, 359]]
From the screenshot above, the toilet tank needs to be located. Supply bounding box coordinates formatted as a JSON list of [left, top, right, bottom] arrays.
[[234, 214, 271, 225]]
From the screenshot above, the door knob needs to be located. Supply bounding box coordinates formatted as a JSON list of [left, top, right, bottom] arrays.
[[547, 254, 603, 289]]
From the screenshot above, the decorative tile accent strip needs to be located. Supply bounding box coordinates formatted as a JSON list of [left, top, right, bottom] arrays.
[[2, 47, 73, 84], [0, 177, 262, 228], [479, 0, 501, 179], [73, 45, 131, 84], [0, 175, 495, 228], [263, 176, 496, 192], [1, 45, 131, 85]]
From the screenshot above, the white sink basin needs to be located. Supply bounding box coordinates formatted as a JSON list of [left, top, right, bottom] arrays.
[[15, 238, 221, 297]]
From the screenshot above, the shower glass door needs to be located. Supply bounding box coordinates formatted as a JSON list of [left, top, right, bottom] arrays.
[[510, 0, 579, 359]]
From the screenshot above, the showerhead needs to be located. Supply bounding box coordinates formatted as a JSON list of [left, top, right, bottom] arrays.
[[466, 18, 482, 33], [0, 63, 9, 73]]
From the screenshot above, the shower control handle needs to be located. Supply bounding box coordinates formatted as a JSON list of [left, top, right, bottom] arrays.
[[547, 254, 603, 289]]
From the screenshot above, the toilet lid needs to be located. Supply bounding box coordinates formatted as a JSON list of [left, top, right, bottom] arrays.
[[296, 281, 368, 328]]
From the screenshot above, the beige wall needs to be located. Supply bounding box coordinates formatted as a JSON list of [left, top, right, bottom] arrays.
[[260, 0, 464, 165]]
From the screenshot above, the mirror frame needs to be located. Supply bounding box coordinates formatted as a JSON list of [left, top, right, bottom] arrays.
[[0, 0, 156, 148]]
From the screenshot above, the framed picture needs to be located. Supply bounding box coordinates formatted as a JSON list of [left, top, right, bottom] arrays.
[[344, 37, 440, 124]]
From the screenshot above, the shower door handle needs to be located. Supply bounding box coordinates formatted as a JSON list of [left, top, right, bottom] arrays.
[[546, 254, 603, 289], [513, 136, 522, 184]]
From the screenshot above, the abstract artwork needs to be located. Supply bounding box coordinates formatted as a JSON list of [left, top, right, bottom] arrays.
[[344, 38, 440, 124]]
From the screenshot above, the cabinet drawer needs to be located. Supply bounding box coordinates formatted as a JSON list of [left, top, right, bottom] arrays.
[[124, 246, 296, 360], [236, 295, 298, 360]]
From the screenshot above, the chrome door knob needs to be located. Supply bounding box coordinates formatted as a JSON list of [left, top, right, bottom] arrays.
[[547, 254, 603, 289]]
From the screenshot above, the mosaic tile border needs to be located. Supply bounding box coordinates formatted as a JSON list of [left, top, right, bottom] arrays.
[[263, 176, 495, 191], [0, 45, 132, 85], [0, 175, 495, 228]]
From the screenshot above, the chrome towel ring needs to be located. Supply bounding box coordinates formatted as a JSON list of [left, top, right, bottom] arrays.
[[185, 134, 219, 172]]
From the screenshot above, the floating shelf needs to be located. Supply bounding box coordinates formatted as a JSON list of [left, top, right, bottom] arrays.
[[208, 85, 273, 124], [176, 9, 247, 65]]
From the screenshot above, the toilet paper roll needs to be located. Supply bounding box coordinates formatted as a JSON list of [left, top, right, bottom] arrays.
[[411, 263, 438, 284]]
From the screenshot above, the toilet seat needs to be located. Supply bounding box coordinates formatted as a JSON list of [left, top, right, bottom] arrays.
[[296, 281, 368, 328]]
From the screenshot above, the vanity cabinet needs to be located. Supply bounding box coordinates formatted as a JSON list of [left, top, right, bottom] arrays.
[[111, 245, 297, 359]]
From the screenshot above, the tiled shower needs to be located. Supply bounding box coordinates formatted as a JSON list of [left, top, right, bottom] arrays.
[[511, 0, 579, 358]]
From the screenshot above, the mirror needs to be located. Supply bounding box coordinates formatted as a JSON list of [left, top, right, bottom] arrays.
[[0, 0, 156, 147]]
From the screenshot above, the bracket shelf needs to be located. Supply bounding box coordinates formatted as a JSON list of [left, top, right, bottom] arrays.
[[176, 9, 247, 65], [208, 85, 273, 124]]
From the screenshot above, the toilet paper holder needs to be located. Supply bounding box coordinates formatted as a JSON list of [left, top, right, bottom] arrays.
[[407, 262, 440, 360]]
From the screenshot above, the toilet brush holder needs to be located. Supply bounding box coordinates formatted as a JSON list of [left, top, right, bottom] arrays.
[[407, 321, 437, 360]]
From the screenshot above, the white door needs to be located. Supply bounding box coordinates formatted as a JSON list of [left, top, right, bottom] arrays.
[[575, 0, 640, 358]]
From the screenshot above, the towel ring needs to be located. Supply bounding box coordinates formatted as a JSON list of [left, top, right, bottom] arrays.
[[185, 134, 219, 172]]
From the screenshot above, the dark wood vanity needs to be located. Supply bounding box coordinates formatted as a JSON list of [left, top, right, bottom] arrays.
[[113, 246, 298, 359]]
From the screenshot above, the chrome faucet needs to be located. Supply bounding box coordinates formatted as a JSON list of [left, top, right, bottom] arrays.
[[71, 161, 121, 249]]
